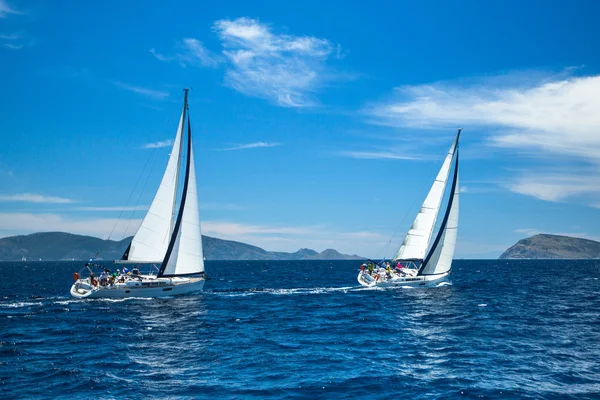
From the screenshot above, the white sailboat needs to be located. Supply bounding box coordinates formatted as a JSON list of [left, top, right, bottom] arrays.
[[71, 89, 206, 298], [358, 129, 461, 288]]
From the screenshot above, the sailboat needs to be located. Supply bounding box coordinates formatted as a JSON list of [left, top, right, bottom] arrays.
[[358, 129, 461, 288], [71, 89, 206, 298]]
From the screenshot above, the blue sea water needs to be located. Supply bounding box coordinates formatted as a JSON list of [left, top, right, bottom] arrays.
[[0, 259, 599, 399]]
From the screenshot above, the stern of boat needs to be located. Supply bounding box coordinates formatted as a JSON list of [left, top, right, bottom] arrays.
[[357, 271, 377, 287], [70, 279, 95, 298]]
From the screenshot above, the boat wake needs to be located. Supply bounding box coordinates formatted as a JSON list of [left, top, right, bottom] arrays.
[[0, 296, 160, 310], [208, 286, 357, 297], [207, 283, 439, 297]]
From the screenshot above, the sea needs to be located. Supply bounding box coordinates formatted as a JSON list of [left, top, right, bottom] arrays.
[[0, 259, 599, 399]]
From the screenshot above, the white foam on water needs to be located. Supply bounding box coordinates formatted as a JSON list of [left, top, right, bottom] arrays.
[[478, 303, 488, 307], [97, 297, 154, 303], [0, 301, 43, 308], [212, 286, 356, 297], [54, 300, 79, 305], [266, 286, 354, 296]]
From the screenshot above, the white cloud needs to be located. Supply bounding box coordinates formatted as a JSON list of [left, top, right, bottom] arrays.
[[152, 18, 345, 107], [0, 0, 20, 18], [150, 38, 220, 67], [212, 17, 342, 107], [0, 33, 19, 39], [219, 141, 281, 151], [142, 139, 173, 149], [2, 42, 22, 49], [366, 71, 600, 205], [0, 193, 75, 204], [506, 172, 600, 203], [0, 213, 141, 239], [338, 150, 420, 160], [202, 221, 319, 236], [111, 81, 169, 100]]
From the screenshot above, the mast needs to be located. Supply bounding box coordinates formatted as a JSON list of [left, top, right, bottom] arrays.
[[170, 88, 189, 237]]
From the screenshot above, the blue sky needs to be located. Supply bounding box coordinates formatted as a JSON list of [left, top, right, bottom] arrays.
[[1, 0, 599, 258]]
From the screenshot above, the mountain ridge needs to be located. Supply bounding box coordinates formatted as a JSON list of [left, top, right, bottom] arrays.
[[0, 232, 364, 261], [499, 234, 600, 259]]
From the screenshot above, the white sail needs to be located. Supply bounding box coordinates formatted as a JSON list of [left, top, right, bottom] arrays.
[[161, 135, 205, 276], [126, 112, 184, 262], [393, 137, 458, 261], [419, 174, 459, 276]]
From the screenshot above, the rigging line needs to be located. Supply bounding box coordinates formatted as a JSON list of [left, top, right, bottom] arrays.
[[105, 148, 160, 242], [119, 108, 178, 242], [90, 145, 160, 261], [375, 162, 439, 261], [121, 144, 161, 240]]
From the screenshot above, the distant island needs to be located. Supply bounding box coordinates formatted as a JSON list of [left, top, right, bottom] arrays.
[[500, 234, 600, 259], [0, 232, 364, 261]]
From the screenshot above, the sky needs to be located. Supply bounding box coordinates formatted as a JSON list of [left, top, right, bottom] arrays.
[[1, 0, 599, 258]]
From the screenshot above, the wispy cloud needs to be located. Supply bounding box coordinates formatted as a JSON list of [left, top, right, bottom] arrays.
[[367, 72, 600, 161], [75, 206, 149, 212], [506, 172, 600, 203], [201, 203, 245, 211], [338, 150, 420, 160], [213, 17, 342, 107], [151, 38, 220, 67], [111, 81, 170, 100], [0, 0, 21, 18], [0, 32, 31, 50], [201, 220, 385, 256], [0, 193, 75, 204], [3, 42, 22, 49], [219, 141, 281, 151], [366, 71, 600, 205], [142, 139, 173, 149], [202, 221, 320, 236]]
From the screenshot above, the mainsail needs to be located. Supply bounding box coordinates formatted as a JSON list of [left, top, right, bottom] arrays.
[[393, 131, 460, 261], [123, 105, 186, 262], [419, 150, 459, 276]]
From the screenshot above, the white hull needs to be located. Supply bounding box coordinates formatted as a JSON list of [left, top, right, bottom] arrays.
[[70, 277, 205, 299], [357, 270, 450, 288]]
